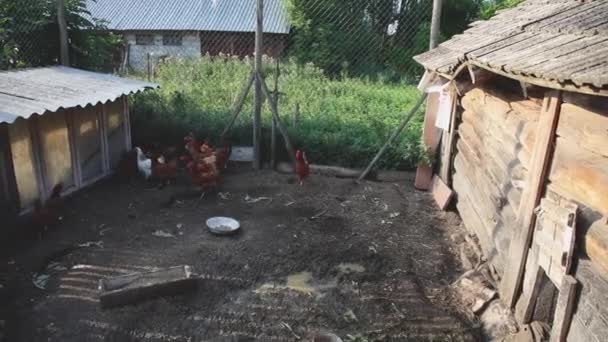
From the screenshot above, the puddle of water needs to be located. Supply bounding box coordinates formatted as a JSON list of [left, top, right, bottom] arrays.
[[255, 271, 318, 295], [336, 263, 365, 274], [254, 265, 364, 296], [286, 272, 316, 294]]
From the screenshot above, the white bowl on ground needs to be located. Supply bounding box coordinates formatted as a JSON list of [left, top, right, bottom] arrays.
[[206, 217, 240, 235]]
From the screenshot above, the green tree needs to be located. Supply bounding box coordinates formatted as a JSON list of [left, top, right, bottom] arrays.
[[0, 0, 122, 70], [285, 0, 482, 81], [479, 0, 523, 20]]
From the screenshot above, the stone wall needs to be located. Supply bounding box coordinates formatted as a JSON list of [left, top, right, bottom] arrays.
[[125, 31, 202, 72]]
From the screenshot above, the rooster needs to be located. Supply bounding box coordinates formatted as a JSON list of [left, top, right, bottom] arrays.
[[31, 183, 64, 239], [295, 150, 310, 185]]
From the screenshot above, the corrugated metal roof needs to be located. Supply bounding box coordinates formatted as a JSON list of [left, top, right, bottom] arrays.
[[0, 67, 158, 124], [414, 0, 608, 90], [86, 0, 291, 34]]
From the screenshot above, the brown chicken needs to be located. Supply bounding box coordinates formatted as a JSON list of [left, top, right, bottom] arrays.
[[151, 157, 179, 186], [183, 134, 221, 195], [295, 150, 310, 185], [31, 183, 64, 239]]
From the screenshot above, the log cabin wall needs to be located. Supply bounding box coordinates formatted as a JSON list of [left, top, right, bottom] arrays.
[[452, 85, 542, 277], [542, 93, 608, 342]]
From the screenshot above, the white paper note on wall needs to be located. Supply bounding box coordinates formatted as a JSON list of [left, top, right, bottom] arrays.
[[434, 84, 453, 130]]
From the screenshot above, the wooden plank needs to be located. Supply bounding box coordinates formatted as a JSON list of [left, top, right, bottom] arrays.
[[549, 276, 578, 342], [500, 91, 562, 308], [586, 217, 608, 277], [549, 136, 608, 212], [515, 243, 542, 323], [432, 175, 454, 210], [99, 266, 196, 308], [439, 86, 458, 183], [415, 93, 441, 190]]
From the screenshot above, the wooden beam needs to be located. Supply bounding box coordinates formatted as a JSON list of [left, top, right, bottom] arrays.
[[359, 93, 428, 182], [549, 276, 578, 342], [500, 91, 562, 308], [253, 0, 264, 169], [57, 0, 69, 66], [430, 0, 443, 49], [258, 74, 297, 166], [221, 71, 255, 138], [586, 217, 608, 277]]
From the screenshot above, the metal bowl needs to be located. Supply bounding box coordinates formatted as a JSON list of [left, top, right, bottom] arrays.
[[206, 217, 241, 235]]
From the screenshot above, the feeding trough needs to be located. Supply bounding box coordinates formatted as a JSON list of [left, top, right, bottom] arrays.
[[206, 217, 241, 235]]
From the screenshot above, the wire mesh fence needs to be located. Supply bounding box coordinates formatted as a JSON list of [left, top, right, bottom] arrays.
[[1, 0, 458, 169]]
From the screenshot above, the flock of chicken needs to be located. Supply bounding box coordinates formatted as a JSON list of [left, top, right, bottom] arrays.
[[29, 132, 311, 240]]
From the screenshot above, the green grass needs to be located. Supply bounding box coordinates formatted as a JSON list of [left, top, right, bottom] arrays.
[[131, 55, 425, 170]]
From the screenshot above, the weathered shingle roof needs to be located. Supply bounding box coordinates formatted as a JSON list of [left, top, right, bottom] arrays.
[[0, 67, 158, 124], [86, 0, 291, 34], [414, 0, 608, 90]]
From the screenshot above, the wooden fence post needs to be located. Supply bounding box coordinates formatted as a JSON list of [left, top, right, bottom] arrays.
[[57, 0, 69, 66], [253, 0, 264, 169]]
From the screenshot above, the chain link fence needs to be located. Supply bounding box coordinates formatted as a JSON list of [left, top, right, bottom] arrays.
[[1, 0, 481, 169]]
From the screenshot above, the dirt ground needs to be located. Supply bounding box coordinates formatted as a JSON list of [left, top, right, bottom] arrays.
[[0, 166, 480, 341]]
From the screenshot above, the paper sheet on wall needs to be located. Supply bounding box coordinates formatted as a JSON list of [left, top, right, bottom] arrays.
[[427, 82, 453, 131]]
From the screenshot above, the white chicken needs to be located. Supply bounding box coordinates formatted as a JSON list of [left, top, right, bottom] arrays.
[[135, 147, 152, 179]]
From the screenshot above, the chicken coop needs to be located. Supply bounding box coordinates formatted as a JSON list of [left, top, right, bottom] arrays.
[[414, 0, 607, 341], [0, 66, 157, 219]]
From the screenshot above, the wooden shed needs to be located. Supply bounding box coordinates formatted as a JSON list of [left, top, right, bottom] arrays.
[[0, 66, 157, 219], [414, 0, 607, 340]]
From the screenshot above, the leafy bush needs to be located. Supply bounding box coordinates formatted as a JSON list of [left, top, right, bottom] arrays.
[[131, 56, 425, 170]]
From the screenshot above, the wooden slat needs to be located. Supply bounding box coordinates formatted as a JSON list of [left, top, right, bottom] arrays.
[[415, 93, 442, 190], [500, 91, 562, 308], [549, 276, 578, 342]]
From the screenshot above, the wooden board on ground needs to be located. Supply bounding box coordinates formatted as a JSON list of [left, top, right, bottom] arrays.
[[500, 91, 562, 308], [432, 175, 454, 211], [549, 275, 578, 342], [99, 265, 197, 308]]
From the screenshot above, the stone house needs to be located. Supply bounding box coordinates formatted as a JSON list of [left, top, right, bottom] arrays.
[[86, 0, 291, 72]]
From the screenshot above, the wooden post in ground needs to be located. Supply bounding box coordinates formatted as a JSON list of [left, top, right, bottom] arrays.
[[430, 0, 443, 49], [57, 0, 69, 66], [271, 58, 280, 169], [258, 74, 297, 166], [253, 0, 264, 169]]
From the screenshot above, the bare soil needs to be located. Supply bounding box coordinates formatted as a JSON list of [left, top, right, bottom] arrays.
[[0, 166, 479, 341]]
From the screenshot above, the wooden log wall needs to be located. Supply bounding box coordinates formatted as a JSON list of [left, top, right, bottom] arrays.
[[541, 93, 608, 342], [453, 87, 542, 276]]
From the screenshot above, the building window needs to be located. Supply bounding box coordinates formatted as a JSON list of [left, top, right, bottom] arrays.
[[163, 33, 183, 46], [135, 34, 155, 46]]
